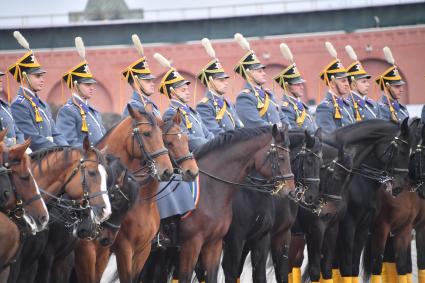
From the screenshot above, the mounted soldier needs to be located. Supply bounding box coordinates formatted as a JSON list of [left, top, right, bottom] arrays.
[[376, 46, 409, 122], [153, 52, 213, 245], [315, 41, 354, 133], [8, 31, 68, 151], [344, 45, 380, 121], [196, 38, 243, 136], [0, 68, 24, 147], [56, 37, 106, 147], [122, 34, 160, 118], [274, 43, 317, 134], [233, 33, 289, 129]]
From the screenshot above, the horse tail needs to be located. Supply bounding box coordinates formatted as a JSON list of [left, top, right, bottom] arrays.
[[362, 234, 372, 281]]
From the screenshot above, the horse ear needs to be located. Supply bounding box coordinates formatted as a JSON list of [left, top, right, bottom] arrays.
[[315, 128, 323, 142], [272, 124, 279, 143], [173, 109, 182, 125], [400, 117, 409, 138], [305, 131, 315, 149], [127, 104, 137, 119], [83, 136, 91, 153], [0, 128, 8, 142], [145, 103, 153, 113], [8, 139, 31, 161]]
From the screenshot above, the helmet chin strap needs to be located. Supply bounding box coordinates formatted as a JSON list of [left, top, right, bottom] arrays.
[[23, 72, 35, 91], [135, 76, 148, 96], [170, 87, 186, 104]]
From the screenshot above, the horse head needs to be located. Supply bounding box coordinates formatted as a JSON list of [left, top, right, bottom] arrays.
[[126, 105, 173, 181], [162, 109, 199, 182]]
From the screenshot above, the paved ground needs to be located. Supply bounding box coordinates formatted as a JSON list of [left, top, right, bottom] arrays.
[[102, 240, 418, 283]]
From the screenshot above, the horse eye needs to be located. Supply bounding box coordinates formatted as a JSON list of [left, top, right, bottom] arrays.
[[142, 132, 151, 137], [88, 170, 97, 176]]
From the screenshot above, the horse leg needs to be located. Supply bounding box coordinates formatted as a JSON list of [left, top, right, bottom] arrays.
[[393, 226, 413, 282], [352, 221, 376, 282], [178, 237, 203, 283], [305, 224, 325, 283], [366, 224, 390, 283], [0, 267, 10, 283], [337, 215, 356, 281], [416, 225, 425, 283], [74, 241, 98, 283], [130, 245, 151, 282], [33, 248, 54, 283], [288, 234, 305, 283], [271, 230, 291, 283], [49, 252, 74, 283], [249, 233, 271, 283], [200, 239, 223, 283], [95, 246, 111, 283], [320, 224, 340, 282], [222, 229, 247, 283], [114, 240, 134, 283]]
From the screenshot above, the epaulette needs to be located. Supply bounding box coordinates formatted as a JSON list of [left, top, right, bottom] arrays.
[[200, 97, 209, 103], [241, 89, 251, 94], [16, 95, 25, 103]]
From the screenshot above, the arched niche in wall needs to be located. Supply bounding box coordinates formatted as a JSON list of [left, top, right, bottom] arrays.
[[46, 80, 114, 113], [360, 58, 409, 103]]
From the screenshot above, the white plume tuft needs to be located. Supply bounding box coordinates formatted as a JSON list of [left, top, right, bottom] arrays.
[[383, 46, 395, 65], [13, 31, 30, 50], [279, 43, 294, 63], [75, 37, 86, 60], [153, 53, 172, 68], [325, 41, 338, 59], [234, 33, 251, 51], [345, 45, 358, 61], [201, 38, 216, 59], [132, 34, 144, 56]]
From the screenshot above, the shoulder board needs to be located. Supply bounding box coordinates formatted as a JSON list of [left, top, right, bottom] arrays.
[[15, 95, 25, 103], [241, 89, 251, 94], [200, 97, 209, 103], [282, 101, 289, 107]]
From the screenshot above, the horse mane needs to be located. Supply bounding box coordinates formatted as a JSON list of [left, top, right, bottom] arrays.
[[96, 118, 125, 146], [330, 119, 400, 146], [194, 126, 272, 159]]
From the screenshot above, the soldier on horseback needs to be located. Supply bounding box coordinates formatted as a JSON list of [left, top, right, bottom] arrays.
[[0, 69, 24, 147], [376, 46, 409, 122], [315, 41, 354, 133], [8, 31, 68, 151], [274, 43, 317, 134], [196, 38, 243, 136], [56, 37, 106, 147], [344, 45, 380, 121]]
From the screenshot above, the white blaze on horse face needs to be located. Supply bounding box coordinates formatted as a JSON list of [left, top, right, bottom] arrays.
[[28, 167, 49, 231], [98, 164, 111, 221]]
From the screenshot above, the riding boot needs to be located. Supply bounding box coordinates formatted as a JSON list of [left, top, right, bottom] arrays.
[[162, 215, 180, 247]]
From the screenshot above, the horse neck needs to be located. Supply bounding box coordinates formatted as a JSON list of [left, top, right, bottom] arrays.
[[197, 133, 271, 203], [31, 150, 80, 200]]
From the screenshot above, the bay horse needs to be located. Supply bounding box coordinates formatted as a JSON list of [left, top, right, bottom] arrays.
[[0, 137, 49, 282], [7, 137, 111, 283], [73, 109, 197, 283], [32, 153, 141, 283], [219, 129, 322, 283], [361, 118, 425, 283], [143, 124, 295, 283]]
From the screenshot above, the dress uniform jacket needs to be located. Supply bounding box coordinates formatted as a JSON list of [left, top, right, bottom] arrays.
[[11, 87, 68, 151], [196, 90, 243, 137], [56, 95, 106, 147], [421, 105, 425, 124], [0, 98, 24, 147], [315, 91, 355, 133], [159, 99, 213, 219], [347, 91, 380, 120], [163, 99, 214, 152], [378, 95, 409, 122], [235, 83, 289, 129], [122, 91, 161, 119], [281, 94, 317, 134]]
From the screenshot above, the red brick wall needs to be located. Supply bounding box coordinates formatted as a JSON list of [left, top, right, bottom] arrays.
[[1, 26, 424, 114]]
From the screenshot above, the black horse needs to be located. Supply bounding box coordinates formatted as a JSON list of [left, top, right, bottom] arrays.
[[8, 153, 139, 283], [220, 129, 322, 283]]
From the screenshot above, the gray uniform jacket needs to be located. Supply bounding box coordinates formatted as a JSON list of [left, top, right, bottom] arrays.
[[0, 98, 24, 147], [347, 91, 380, 120], [122, 91, 161, 119], [281, 94, 317, 134], [378, 95, 409, 122], [11, 87, 68, 151]]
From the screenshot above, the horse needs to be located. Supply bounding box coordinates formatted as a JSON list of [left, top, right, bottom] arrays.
[[142, 124, 295, 283], [32, 153, 141, 283], [7, 137, 111, 283], [361, 118, 425, 283], [73, 109, 197, 283], [0, 137, 49, 282], [219, 129, 322, 283], [0, 129, 13, 208], [332, 119, 411, 283]]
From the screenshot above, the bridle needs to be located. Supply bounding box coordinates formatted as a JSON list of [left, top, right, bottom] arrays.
[[409, 142, 425, 195], [161, 120, 194, 172], [130, 117, 169, 179], [199, 140, 294, 195]]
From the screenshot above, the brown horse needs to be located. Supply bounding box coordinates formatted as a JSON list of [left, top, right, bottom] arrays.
[[168, 125, 294, 283], [73, 109, 197, 283], [0, 135, 49, 281]]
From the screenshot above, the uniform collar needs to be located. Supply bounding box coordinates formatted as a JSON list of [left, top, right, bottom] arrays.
[[170, 99, 192, 112], [19, 86, 44, 107], [72, 93, 88, 105], [326, 91, 347, 107], [207, 90, 227, 107]]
